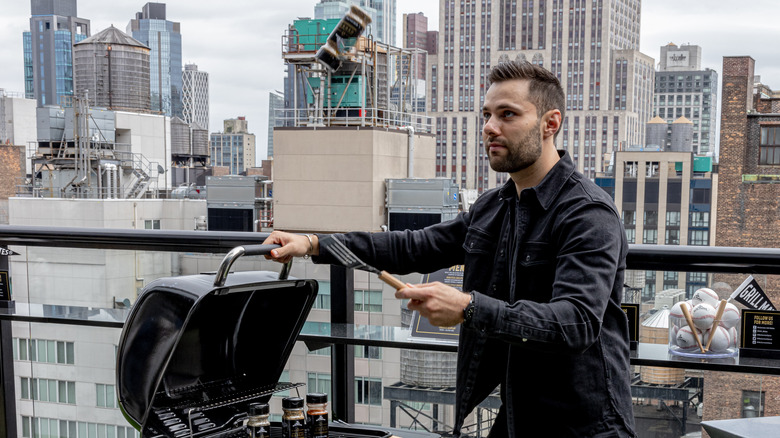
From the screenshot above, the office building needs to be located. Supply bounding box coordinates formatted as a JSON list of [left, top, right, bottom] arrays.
[[0, 89, 37, 175], [652, 43, 719, 157], [73, 26, 151, 112], [428, 0, 654, 192], [210, 117, 256, 175], [23, 0, 91, 107], [182, 63, 209, 130], [267, 90, 283, 159], [127, 2, 183, 117], [596, 149, 717, 298]]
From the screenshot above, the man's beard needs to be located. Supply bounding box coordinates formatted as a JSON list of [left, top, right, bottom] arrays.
[[487, 121, 543, 173]]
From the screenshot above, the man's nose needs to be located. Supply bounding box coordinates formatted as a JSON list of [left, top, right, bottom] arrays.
[[483, 117, 499, 137]]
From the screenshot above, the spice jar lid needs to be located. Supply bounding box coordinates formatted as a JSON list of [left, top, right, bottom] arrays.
[[282, 396, 304, 409], [306, 393, 328, 404], [249, 402, 269, 416]]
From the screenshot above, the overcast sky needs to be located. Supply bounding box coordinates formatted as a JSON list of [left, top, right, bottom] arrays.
[[3, 0, 780, 163]]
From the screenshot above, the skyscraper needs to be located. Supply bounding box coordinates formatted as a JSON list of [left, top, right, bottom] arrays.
[[182, 63, 209, 130], [402, 13, 436, 81], [127, 2, 183, 118], [23, 0, 91, 107], [652, 43, 719, 157], [210, 117, 256, 174], [267, 90, 283, 159], [428, 0, 654, 192]]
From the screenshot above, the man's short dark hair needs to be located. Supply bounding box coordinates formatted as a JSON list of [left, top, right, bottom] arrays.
[[488, 61, 565, 123]]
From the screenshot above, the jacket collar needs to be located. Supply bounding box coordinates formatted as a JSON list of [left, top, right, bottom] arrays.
[[496, 150, 576, 210]]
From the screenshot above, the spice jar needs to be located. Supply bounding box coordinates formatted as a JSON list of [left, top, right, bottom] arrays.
[[306, 393, 329, 438], [281, 397, 306, 438], [246, 402, 270, 438]]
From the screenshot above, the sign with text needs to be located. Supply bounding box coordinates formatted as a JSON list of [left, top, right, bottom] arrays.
[[0, 247, 20, 256], [408, 265, 465, 342], [621, 303, 640, 350], [0, 271, 10, 301], [666, 50, 691, 68], [730, 276, 777, 311], [740, 310, 780, 359]]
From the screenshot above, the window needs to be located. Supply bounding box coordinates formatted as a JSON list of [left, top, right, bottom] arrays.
[[644, 211, 658, 227], [355, 377, 382, 406], [625, 228, 635, 244], [144, 219, 160, 229], [308, 372, 332, 400], [666, 211, 681, 227], [690, 211, 710, 227], [689, 230, 709, 246], [742, 390, 765, 417], [355, 345, 381, 359], [760, 127, 780, 165], [643, 229, 657, 244], [666, 229, 680, 245], [623, 210, 636, 226], [96, 384, 117, 408], [355, 289, 382, 312], [313, 281, 331, 309]]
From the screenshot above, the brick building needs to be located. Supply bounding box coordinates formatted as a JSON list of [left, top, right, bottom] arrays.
[[706, 55, 780, 427]]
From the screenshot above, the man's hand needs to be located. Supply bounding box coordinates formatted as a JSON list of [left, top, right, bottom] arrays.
[[395, 282, 472, 327], [262, 231, 318, 263]]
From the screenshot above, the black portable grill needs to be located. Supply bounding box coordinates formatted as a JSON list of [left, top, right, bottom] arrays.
[[115, 244, 330, 437]]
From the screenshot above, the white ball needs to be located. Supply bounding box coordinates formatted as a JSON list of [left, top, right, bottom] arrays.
[[691, 303, 716, 331], [669, 324, 680, 344], [676, 326, 700, 349], [704, 326, 731, 353], [692, 288, 720, 307], [720, 302, 740, 329], [670, 301, 689, 319], [728, 327, 739, 348]]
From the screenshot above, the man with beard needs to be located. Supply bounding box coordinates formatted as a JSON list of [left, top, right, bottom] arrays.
[[264, 61, 635, 437]]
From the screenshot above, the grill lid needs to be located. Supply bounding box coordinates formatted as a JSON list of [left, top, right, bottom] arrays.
[[116, 246, 317, 436]]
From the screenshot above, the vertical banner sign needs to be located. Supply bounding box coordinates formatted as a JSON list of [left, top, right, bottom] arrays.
[[409, 265, 465, 342], [730, 276, 777, 311], [0, 271, 9, 301]]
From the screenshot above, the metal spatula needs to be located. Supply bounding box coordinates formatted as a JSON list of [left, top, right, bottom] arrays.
[[324, 237, 406, 290]]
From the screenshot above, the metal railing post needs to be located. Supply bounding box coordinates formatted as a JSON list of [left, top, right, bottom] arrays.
[[330, 264, 355, 422]]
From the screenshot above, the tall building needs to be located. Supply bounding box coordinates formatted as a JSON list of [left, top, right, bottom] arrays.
[[652, 43, 719, 157], [267, 90, 283, 159], [127, 2, 183, 118], [210, 117, 256, 175], [182, 63, 209, 130], [428, 0, 655, 193], [23, 0, 91, 107], [73, 26, 151, 112], [402, 13, 436, 80]]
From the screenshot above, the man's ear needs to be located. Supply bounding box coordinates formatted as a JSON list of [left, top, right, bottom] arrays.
[[541, 109, 562, 140]]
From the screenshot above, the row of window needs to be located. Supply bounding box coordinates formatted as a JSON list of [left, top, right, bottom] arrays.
[[313, 283, 383, 313], [20, 378, 117, 409], [624, 228, 708, 245], [21, 416, 139, 438], [13, 338, 74, 364], [623, 211, 709, 228]]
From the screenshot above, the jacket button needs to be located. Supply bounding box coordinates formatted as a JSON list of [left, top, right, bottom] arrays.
[[470, 242, 474, 248], [522, 338, 528, 342], [525, 255, 531, 261]]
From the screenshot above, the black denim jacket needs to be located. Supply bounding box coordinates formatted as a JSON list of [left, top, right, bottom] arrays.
[[316, 152, 636, 437]]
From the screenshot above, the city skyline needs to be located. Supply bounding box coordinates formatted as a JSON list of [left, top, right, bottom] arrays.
[[3, 0, 780, 164]]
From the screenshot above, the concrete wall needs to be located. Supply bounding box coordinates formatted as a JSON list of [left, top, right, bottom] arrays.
[[272, 127, 436, 233], [2, 95, 37, 174], [114, 111, 172, 191]]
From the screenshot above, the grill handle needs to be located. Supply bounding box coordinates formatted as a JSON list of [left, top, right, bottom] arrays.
[[214, 244, 292, 287]]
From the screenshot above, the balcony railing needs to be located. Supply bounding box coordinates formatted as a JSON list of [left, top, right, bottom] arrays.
[[1, 225, 780, 437]]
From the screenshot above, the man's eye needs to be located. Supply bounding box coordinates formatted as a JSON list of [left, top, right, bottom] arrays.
[[502, 111, 515, 118], [483, 113, 491, 120]]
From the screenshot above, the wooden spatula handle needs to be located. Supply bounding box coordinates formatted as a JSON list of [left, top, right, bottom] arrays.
[[378, 271, 406, 290]]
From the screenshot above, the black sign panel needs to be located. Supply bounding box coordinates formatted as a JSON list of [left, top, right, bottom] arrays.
[[740, 310, 780, 359], [621, 303, 640, 350], [408, 265, 465, 343], [730, 275, 777, 311], [0, 271, 10, 301]]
